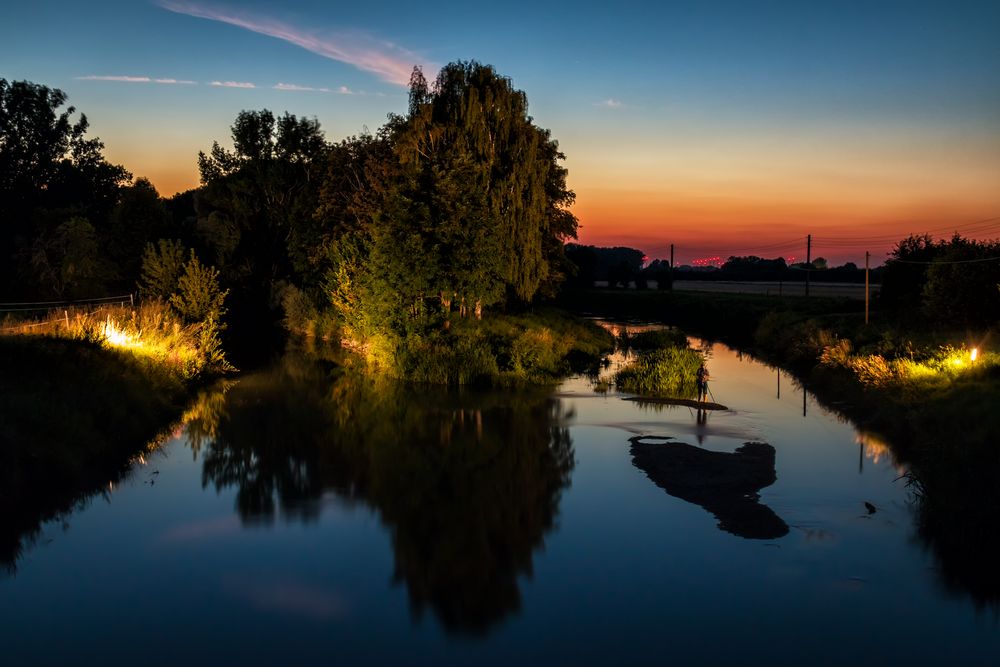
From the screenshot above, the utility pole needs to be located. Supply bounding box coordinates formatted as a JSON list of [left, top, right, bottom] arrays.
[[669, 243, 675, 291], [865, 251, 870, 324], [805, 234, 812, 297]]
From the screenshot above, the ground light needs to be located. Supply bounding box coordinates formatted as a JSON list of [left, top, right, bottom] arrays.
[[102, 317, 142, 349], [971, 347, 978, 363]]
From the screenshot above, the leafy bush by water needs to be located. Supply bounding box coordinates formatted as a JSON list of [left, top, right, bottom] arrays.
[[319, 307, 615, 385], [614, 345, 703, 398]]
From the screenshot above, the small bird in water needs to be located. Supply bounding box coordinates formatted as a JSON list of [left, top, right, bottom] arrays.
[[864, 501, 877, 514]]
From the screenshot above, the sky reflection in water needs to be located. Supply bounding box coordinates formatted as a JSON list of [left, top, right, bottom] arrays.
[[1, 337, 998, 665]]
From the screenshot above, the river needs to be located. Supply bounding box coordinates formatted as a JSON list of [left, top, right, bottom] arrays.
[[2, 328, 997, 665]]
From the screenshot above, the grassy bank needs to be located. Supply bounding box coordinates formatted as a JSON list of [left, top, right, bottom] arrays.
[[0, 301, 231, 571], [292, 306, 616, 385]]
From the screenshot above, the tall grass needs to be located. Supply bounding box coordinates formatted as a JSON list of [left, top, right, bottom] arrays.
[[320, 307, 616, 385], [614, 342, 703, 398], [1, 299, 230, 379]]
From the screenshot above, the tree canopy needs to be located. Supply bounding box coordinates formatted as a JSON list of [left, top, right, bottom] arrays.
[[319, 62, 578, 352], [0, 79, 132, 297]]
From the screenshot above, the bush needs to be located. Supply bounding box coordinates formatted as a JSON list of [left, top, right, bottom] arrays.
[[140, 239, 187, 299], [614, 346, 703, 397], [169, 251, 228, 324]]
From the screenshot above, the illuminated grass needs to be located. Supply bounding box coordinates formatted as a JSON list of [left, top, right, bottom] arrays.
[[614, 343, 703, 398], [1, 300, 230, 379]]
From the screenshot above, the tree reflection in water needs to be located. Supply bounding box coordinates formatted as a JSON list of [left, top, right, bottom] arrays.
[[187, 352, 575, 634]]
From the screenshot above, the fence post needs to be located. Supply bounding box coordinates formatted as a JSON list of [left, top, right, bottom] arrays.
[[130, 293, 135, 307], [65, 310, 69, 328]]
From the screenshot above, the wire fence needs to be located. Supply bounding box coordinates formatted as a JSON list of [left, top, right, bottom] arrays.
[[0, 294, 135, 334]]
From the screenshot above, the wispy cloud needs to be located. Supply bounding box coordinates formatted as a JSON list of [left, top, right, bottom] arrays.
[[156, 515, 240, 544], [223, 575, 349, 620], [76, 75, 197, 85], [210, 80, 256, 89], [273, 82, 357, 94], [157, 1, 424, 86], [594, 98, 624, 108]]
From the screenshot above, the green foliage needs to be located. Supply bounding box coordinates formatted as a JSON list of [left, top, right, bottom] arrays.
[[922, 236, 1000, 327], [614, 346, 704, 398], [281, 284, 340, 340], [28, 216, 109, 298], [879, 234, 1000, 327], [318, 62, 579, 352], [140, 238, 187, 299], [170, 250, 228, 324], [355, 309, 613, 385], [196, 109, 327, 310], [2, 300, 231, 379], [880, 234, 939, 312], [1, 79, 131, 298], [106, 177, 171, 284]]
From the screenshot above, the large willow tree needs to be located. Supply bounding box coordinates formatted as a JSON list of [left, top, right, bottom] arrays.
[[321, 61, 578, 346]]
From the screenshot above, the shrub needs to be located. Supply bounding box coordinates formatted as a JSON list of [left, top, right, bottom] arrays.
[[614, 346, 703, 397], [169, 251, 228, 324], [140, 239, 187, 299]]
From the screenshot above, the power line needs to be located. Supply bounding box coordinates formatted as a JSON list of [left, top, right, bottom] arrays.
[[890, 256, 1000, 265]]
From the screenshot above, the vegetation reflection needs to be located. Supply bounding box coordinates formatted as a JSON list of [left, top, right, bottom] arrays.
[[187, 351, 575, 634]]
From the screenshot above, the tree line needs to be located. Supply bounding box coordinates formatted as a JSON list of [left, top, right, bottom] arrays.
[[1, 63, 578, 355], [4, 68, 995, 343]]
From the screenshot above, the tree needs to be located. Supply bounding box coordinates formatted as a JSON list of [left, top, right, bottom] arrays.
[[170, 250, 228, 324], [922, 236, 1000, 327], [28, 216, 108, 299], [107, 178, 172, 287], [140, 239, 188, 299], [0, 79, 130, 296], [880, 234, 941, 312], [391, 61, 578, 310], [319, 61, 579, 347], [195, 109, 327, 320]]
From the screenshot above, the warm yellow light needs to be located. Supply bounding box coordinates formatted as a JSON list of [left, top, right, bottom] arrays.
[[102, 318, 142, 349], [971, 348, 978, 362]]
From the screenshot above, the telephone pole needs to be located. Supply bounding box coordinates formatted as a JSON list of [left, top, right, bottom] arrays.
[[805, 234, 812, 297], [669, 243, 675, 291], [865, 251, 870, 324]]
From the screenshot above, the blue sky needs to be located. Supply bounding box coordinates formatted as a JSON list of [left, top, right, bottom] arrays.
[[3, 0, 999, 262]]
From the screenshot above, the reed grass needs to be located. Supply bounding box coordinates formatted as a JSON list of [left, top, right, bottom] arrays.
[[613, 331, 703, 398], [1, 299, 230, 379]]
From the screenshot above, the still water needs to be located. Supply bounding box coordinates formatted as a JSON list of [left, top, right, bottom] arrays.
[[2, 331, 997, 665]]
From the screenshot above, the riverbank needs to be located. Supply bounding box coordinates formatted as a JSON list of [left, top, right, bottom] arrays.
[[558, 288, 999, 446], [290, 306, 616, 385], [559, 287, 1000, 605], [0, 302, 231, 570]]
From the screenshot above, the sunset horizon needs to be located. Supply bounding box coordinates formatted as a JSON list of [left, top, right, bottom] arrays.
[[4, 0, 997, 266]]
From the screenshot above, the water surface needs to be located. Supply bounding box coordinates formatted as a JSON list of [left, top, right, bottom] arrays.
[[2, 333, 997, 665]]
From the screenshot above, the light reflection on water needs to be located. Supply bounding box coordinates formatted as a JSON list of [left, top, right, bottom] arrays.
[[1, 333, 997, 665]]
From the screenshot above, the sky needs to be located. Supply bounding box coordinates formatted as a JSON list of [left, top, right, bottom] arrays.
[[3, 0, 999, 265]]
